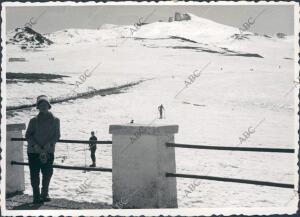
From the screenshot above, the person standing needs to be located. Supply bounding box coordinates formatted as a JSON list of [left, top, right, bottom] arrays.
[[25, 95, 60, 204], [89, 131, 97, 167], [158, 104, 165, 119]]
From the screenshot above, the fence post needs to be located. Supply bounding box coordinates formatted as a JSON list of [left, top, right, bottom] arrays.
[[6, 123, 26, 195], [109, 123, 178, 208]]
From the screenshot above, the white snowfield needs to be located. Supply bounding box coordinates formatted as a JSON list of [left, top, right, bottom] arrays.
[[5, 13, 298, 209]]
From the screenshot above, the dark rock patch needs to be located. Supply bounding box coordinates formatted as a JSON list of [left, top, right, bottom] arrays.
[[6, 72, 69, 84]]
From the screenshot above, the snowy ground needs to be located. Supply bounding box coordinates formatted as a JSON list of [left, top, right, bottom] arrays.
[[5, 15, 298, 209]]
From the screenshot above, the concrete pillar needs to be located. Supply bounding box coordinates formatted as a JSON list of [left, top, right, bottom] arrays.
[[109, 124, 178, 208], [6, 123, 26, 195]]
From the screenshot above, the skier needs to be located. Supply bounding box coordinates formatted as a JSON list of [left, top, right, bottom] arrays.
[[158, 104, 165, 119], [89, 131, 97, 167]]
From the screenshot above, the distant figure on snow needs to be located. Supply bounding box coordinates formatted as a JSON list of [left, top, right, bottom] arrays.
[[89, 131, 97, 167], [130, 119, 134, 123], [158, 104, 165, 119]]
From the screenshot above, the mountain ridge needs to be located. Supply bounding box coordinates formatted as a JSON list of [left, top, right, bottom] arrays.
[[6, 13, 292, 49]]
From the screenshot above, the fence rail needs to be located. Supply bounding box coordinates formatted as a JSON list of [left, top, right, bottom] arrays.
[[11, 161, 112, 172], [11, 138, 112, 144], [166, 143, 294, 153], [10, 138, 295, 189], [166, 172, 294, 189]]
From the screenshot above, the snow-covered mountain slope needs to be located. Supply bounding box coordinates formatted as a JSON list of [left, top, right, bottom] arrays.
[[44, 13, 285, 44], [43, 13, 245, 45], [135, 13, 243, 43], [7, 13, 292, 58], [43, 13, 293, 58], [44, 25, 134, 45], [45, 28, 112, 44]]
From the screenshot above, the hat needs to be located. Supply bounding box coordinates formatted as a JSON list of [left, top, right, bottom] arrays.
[[36, 95, 51, 109]]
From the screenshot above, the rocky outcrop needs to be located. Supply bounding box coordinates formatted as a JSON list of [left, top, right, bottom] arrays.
[[276, 33, 286, 39], [174, 12, 182, 21], [7, 27, 53, 49], [169, 12, 191, 22], [181, 13, 191, 21]]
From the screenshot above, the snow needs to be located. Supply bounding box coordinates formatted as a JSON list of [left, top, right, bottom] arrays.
[[5, 13, 298, 209], [135, 13, 240, 43]]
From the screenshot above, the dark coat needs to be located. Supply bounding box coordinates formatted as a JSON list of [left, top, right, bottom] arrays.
[[25, 112, 60, 153]]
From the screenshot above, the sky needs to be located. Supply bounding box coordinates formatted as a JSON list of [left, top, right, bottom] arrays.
[[5, 4, 295, 35]]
